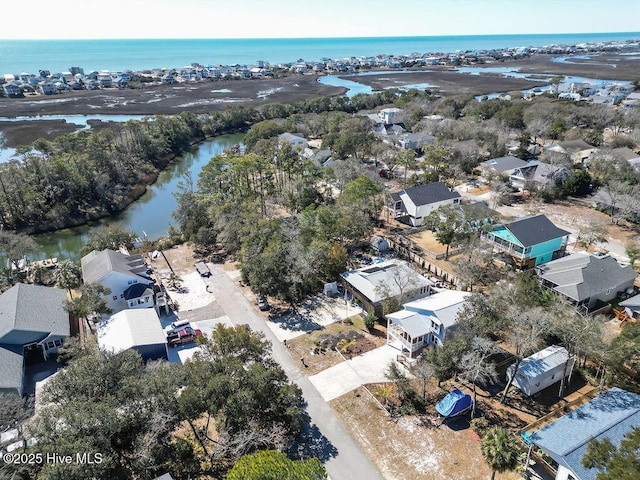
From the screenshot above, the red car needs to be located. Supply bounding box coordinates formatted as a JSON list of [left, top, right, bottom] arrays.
[[166, 326, 202, 347]]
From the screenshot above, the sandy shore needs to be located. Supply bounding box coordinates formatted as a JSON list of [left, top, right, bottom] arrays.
[[1, 52, 638, 148]]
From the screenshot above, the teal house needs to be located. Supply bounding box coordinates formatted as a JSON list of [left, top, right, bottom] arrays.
[[482, 215, 570, 269]]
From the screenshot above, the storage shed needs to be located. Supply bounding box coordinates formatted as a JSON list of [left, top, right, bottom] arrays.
[[507, 345, 575, 397]]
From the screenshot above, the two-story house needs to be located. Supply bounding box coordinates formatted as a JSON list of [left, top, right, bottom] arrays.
[[389, 182, 461, 227], [0, 284, 70, 396], [536, 252, 636, 313], [81, 249, 154, 314], [482, 215, 570, 268], [386, 290, 471, 358]]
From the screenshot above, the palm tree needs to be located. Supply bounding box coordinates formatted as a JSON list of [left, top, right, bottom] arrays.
[[54, 259, 82, 298], [375, 384, 394, 408], [480, 426, 520, 480]]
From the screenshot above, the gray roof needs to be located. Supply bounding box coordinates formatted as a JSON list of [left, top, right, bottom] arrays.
[[123, 283, 154, 301], [340, 259, 432, 304], [401, 182, 461, 207], [81, 249, 151, 285], [389, 311, 432, 338], [537, 253, 636, 303], [153, 475, 174, 480], [0, 283, 69, 344], [480, 156, 528, 173], [620, 293, 640, 310], [531, 388, 640, 480], [0, 344, 24, 393], [502, 215, 570, 248], [612, 147, 640, 161], [558, 139, 594, 152]]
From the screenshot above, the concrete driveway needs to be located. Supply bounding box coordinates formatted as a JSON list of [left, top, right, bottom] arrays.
[[309, 345, 399, 402]]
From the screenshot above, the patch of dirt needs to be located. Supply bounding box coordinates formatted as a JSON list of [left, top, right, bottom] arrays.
[[330, 385, 521, 480], [286, 317, 387, 375]]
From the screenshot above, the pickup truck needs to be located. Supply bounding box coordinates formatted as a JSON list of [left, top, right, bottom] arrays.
[[166, 326, 202, 347]]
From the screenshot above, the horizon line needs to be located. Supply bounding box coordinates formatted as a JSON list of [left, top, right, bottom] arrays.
[[2, 31, 640, 42]]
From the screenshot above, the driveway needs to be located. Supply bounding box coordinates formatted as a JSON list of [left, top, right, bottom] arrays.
[[203, 263, 384, 480], [265, 296, 363, 341], [309, 345, 399, 402]]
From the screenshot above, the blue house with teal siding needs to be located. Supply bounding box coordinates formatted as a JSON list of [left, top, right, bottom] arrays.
[[482, 215, 570, 269]]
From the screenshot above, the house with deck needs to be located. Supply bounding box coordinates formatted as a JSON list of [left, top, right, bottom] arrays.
[[537, 252, 636, 313], [528, 387, 640, 480], [386, 290, 471, 357], [482, 215, 570, 268], [389, 182, 461, 227], [0, 284, 70, 396], [340, 259, 432, 319], [81, 249, 154, 314], [509, 161, 571, 191]]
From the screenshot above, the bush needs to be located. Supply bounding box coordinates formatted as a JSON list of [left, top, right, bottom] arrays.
[[471, 417, 489, 435], [363, 311, 377, 331]]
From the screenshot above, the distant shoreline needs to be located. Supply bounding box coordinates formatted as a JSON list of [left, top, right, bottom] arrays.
[[2, 33, 638, 76]]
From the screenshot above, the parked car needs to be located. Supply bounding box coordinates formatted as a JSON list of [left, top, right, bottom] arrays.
[[166, 326, 202, 347], [256, 295, 270, 311]]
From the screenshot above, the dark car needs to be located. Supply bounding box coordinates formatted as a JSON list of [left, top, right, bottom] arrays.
[[166, 326, 202, 347], [256, 294, 270, 311]]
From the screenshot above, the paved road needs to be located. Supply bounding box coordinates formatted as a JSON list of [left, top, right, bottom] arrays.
[[203, 264, 384, 480]]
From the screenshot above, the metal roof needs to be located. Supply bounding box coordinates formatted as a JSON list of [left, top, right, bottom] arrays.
[[531, 388, 640, 480], [98, 309, 166, 354]]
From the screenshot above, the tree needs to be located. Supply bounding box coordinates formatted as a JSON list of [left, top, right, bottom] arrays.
[[179, 325, 306, 471], [410, 355, 435, 399], [500, 306, 551, 403], [626, 241, 640, 267], [480, 426, 521, 480], [54, 259, 82, 297], [226, 450, 327, 480], [81, 223, 137, 255], [64, 283, 112, 322], [0, 230, 38, 283], [582, 427, 640, 479], [27, 349, 186, 480], [426, 205, 472, 259], [397, 149, 417, 186], [575, 222, 608, 252], [458, 338, 499, 417]]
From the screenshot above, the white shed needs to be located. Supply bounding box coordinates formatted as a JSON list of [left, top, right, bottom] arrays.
[[507, 345, 575, 397]]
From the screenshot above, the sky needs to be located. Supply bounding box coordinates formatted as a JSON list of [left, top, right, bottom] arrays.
[[3, 0, 640, 40]]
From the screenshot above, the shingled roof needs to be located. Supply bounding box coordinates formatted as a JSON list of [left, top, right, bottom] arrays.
[[502, 215, 570, 248], [81, 249, 151, 285], [0, 283, 69, 344], [401, 182, 461, 207]]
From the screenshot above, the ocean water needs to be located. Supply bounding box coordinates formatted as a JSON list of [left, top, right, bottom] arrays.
[[1, 32, 639, 75]]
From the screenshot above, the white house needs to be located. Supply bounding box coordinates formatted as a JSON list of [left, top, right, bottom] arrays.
[[386, 290, 471, 357], [378, 107, 404, 125], [97, 309, 167, 362], [81, 249, 154, 313], [507, 345, 574, 397], [389, 182, 461, 227]]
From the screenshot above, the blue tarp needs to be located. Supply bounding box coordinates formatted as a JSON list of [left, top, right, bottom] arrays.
[[435, 389, 473, 418]]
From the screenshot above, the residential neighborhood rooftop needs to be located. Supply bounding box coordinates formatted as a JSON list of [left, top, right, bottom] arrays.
[[499, 214, 571, 248], [531, 388, 640, 480], [400, 182, 461, 207]]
